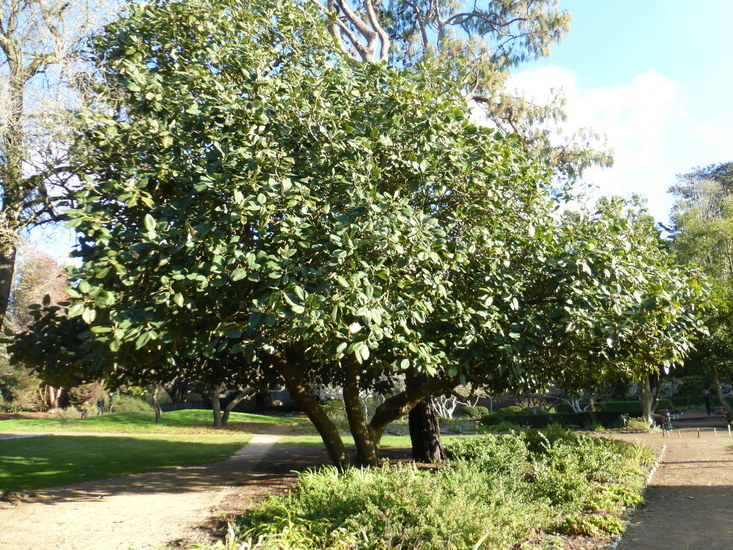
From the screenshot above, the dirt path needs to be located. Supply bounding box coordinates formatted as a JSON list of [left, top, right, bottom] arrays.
[[613, 417, 733, 550], [0, 429, 329, 550]]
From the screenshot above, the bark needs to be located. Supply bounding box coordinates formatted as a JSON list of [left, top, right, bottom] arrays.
[[710, 365, 733, 420], [210, 384, 224, 428], [270, 353, 351, 469], [0, 245, 17, 327], [45, 385, 61, 409], [342, 357, 380, 466], [407, 372, 445, 463], [369, 376, 453, 441], [639, 375, 659, 426], [152, 384, 162, 423], [221, 388, 255, 426]]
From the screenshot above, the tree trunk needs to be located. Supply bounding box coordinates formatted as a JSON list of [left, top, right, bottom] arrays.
[[270, 353, 351, 469], [152, 385, 162, 423], [45, 386, 61, 409], [639, 375, 659, 426], [210, 384, 224, 428], [221, 388, 255, 426], [407, 372, 445, 463], [0, 244, 18, 328], [342, 357, 380, 466], [710, 365, 733, 419]]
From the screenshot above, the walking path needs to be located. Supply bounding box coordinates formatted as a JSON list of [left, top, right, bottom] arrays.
[[614, 410, 733, 550], [0, 427, 325, 550]]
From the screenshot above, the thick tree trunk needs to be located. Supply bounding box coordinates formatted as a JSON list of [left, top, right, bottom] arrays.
[[221, 388, 255, 426], [342, 357, 380, 466], [0, 245, 17, 328], [270, 353, 351, 469], [639, 375, 659, 426], [152, 385, 162, 423], [369, 377, 452, 441], [710, 365, 733, 419], [45, 386, 61, 409], [210, 385, 224, 428], [407, 372, 445, 463]]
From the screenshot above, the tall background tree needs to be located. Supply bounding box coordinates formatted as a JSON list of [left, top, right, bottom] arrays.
[[669, 162, 733, 415], [0, 0, 114, 327]]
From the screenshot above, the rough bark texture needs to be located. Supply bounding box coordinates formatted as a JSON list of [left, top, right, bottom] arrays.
[[639, 375, 659, 426], [210, 385, 223, 428], [407, 372, 446, 463], [152, 385, 162, 424], [342, 357, 380, 466], [408, 397, 446, 463], [221, 388, 255, 426]]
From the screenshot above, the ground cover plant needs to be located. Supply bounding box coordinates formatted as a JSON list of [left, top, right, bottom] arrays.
[[212, 428, 654, 549], [0, 409, 305, 434], [0, 433, 250, 492]]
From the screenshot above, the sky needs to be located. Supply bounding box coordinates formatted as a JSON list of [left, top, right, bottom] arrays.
[[510, 0, 733, 225]]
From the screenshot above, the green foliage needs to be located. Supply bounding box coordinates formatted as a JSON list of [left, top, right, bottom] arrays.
[[455, 405, 489, 418], [495, 405, 531, 416], [481, 411, 625, 430], [216, 431, 652, 549]]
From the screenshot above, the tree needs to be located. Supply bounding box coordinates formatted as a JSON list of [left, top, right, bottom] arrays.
[[14, 0, 707, 468], [669, 162, 733, 416], [0, 0, 115, 329]]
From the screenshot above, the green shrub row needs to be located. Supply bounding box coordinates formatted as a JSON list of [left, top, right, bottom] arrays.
[[455, 405, 489, 417], [219, 429, 653, 549], [481, 411, 625, 429]]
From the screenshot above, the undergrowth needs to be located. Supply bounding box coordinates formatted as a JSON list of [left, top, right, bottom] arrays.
[[204, 426, 654, 549]]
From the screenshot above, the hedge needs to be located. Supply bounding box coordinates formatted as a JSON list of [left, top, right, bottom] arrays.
[[481, 411, 626, 429]]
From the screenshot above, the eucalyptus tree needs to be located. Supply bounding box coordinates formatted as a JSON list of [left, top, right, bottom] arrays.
[[0, 0, 115, 327], [669, 162, 733, 415]]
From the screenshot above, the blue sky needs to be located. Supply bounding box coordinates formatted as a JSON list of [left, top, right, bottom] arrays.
[[512, 0, 733, 223]]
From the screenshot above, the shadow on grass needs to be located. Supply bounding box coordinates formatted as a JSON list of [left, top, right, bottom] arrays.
[[0, 434, 413, 507]]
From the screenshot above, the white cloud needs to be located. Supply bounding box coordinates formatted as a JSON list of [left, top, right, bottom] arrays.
[[507, 67, 730, 224]]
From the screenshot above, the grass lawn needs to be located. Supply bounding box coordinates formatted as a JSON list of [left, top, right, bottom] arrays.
[[0, 409, 307, 434], [0, 433, 251, 492]]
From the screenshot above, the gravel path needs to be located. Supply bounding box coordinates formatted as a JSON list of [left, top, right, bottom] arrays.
[[613, 413, 733, 550]]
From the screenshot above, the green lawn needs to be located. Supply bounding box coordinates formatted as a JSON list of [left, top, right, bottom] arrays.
[[0, 433, 251, 492], [0, 409, 306, 434]]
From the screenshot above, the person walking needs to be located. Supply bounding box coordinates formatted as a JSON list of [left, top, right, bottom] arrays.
[[704, 389, 713, 416]]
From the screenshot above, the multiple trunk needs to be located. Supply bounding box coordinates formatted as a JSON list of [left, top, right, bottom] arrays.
[[209, 384, 255, 427], [270, 352, 452, 468]]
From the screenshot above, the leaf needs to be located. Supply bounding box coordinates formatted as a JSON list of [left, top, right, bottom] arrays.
[[144, 214, 156, 232], [348, 322, 362, 334], [68, 303, 85, 317], [81, 308, 96, 324], [173, 293, 184, 307], [231, 268, 247, 281], [135, 331, 151, 349]]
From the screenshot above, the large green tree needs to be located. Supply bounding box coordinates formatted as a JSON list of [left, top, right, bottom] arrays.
[[14, 0, 707, 467], [669, 162, 733, 415]]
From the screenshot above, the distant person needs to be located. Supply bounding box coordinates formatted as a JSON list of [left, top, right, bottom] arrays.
[[108, 392, 115, 413], [704, 389, 713, 416], [97, 397, 105, 415]]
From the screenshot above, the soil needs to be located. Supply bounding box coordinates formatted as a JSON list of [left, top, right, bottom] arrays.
[[1, 409, 731, 550]]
